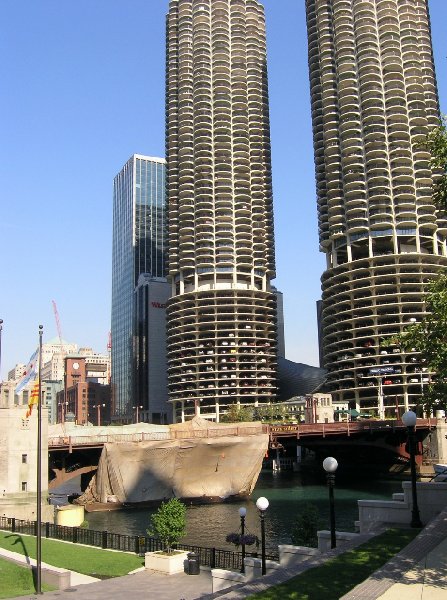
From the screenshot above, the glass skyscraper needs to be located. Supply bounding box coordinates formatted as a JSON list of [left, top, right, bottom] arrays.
[[306, 0, 447, 417], [111, 154, 166, 418]]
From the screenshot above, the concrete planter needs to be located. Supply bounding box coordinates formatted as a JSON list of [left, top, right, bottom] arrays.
[[145, 550, 189, 574]]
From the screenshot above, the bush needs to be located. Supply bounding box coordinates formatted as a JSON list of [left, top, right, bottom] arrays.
[[147, 498, 187, 554], [291, 503, 320, 548]]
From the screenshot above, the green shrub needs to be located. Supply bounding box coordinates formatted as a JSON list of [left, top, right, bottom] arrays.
[[291, 503, 320, 548], [147, 498, 187, 554]]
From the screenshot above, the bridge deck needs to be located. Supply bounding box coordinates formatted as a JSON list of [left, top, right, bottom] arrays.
[[48, 424, 269, 449], [269, 418, 436, 439]]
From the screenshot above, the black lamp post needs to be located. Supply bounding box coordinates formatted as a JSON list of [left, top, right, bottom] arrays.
[[256, 496, 269, 575], [402, 410, 423, 528], [37, 324, 43, 594], [323, 456, 338, 549], [239, 506, 247, 574]]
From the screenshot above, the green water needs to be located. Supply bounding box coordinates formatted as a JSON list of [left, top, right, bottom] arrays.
[[83, 470, 403, 552]]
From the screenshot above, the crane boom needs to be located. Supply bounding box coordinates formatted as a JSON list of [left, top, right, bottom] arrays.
[[52, 300, 63, 345]]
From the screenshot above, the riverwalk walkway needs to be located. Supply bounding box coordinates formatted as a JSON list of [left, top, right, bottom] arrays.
[[3, 507, 447, 600]]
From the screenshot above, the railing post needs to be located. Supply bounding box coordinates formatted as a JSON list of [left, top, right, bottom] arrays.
[[73, 527, 78, 543], [45, 522, 50, 538], [102, 530, 108, 549], [11, 518, 16, 533], [211, 547, 216, 569]]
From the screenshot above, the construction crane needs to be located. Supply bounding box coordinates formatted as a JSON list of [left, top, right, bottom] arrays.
[[52, 300, 63, 346]]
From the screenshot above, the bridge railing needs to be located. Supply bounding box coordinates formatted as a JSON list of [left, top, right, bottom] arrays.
[[269, 418, 437, 438], [0, 516, 278, 570], [48, 423, 269, 447]]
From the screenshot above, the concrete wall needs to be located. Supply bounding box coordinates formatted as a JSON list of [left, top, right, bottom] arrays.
[[0, 406, 54, 522], [358, 481, 447, 533], [425, 418, 447, 465]]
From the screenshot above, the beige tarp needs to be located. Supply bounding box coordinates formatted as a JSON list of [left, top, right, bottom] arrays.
[[78, 419, 268, 504]]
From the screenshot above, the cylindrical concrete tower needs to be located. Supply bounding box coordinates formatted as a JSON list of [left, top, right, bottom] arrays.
[[306, 0, 447, 416], [166, 0, 277, 422]]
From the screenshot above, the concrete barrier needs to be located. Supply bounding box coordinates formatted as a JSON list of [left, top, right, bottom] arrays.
[[278, 544, 320, 567], [317, 530, 360, 553], [358, 481, 447, 533]]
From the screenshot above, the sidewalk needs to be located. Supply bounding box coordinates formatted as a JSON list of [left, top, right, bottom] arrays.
[[340, 507, 447, 600], [3, 509, 447, 600], [6, 565, 214, 600]]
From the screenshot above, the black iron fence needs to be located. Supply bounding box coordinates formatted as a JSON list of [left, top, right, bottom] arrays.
[[0, 516, 278, 571]]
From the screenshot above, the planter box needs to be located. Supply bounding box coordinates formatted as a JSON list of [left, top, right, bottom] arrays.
[[145, 550, 189, 575]]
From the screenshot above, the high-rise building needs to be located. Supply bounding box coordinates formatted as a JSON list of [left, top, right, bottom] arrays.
[[165, 0, 278, 422], [306, 0, 447, 417], [111, 154, 166, 418], [134, 274, 171, 423]]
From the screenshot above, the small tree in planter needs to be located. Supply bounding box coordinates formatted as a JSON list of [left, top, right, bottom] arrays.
[[147, 498, 187, 555]]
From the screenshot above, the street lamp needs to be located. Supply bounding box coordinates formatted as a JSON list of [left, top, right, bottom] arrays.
[[93, 403, 105, 427], [323, 456, 338, 549], [402, 410, 422, 528], [256, 496, 269, 575], [133, 404, 143, 423], [239, 506, 247, 574]]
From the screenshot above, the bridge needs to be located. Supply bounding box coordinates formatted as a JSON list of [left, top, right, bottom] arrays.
[[268, 418, 437, 443], [47, 419, 440, 489], [48, 423, 268, 451], [267, 418, 438, 472]]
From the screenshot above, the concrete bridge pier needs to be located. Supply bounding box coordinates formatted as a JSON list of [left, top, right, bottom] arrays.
[[425, 417, 447, 465]]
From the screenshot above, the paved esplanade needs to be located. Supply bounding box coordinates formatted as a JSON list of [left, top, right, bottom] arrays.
[[6, 507, 447, 599], [9, 568, 214, 600]]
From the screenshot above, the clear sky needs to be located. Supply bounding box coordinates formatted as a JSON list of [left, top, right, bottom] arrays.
[[1, 0, 447, 379]]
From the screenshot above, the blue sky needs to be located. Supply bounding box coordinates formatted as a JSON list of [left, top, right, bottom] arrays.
[[1, 0, 447, 378]]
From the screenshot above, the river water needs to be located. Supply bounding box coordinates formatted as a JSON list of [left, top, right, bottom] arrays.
[[66, 470, 403, 553]]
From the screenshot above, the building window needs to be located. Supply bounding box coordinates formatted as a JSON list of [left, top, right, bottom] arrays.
[[22, 454, 27, 464], [21, 482, 27, 492]]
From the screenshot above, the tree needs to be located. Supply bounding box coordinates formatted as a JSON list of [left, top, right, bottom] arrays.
[[220, 404, 253, 422], [147, 498, 186, 554], [390, 273, 447, 415], [291, 503, 320, 548], [425, 116, 447, 209]]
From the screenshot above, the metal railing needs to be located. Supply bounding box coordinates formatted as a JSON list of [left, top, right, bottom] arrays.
[[48, 424, 268, 448], [269, 418, 436, 439], [0, 516, 278, 571]]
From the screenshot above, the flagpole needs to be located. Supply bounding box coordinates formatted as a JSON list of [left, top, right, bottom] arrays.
[[36, 325, 43, 595]]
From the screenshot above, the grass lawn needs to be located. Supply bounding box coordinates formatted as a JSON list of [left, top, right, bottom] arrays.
[[0, 557, 56, 599], [247, 528, 420, 600], [0, 531, 144, 579]]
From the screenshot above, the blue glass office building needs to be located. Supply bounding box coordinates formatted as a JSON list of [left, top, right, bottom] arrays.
[[111, 155, 166, 418]]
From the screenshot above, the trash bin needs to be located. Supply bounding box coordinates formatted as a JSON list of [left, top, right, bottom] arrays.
[[186, 551, 200, 575]]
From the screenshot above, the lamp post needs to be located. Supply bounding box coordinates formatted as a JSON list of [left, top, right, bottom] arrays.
[[256, 496, 269, 575], [323, 456, 338, 549], [402, 410, 422, 528], [133, 404, 143, 423], [377, 377, 384, 420], [93, 403, 105, 426], [239, 506, 247, 574], [36, 324, 43, 595]]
